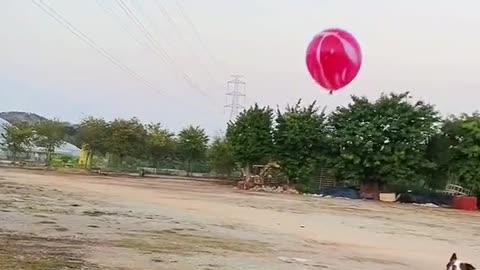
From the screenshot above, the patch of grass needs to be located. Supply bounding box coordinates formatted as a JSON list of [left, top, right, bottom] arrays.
[[0, 233, 97, 270], [0, 254, 86, 270], [36, 220, 56, 225], [347, 256, 408, 266], [116, 230, 267, 255], [83, 210, 118, 217], [33, 214, 50, 218]]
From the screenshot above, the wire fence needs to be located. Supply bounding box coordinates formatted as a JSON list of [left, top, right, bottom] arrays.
[[0, 148, 240, 181]]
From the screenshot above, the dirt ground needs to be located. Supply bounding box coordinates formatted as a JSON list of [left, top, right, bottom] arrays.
[[0, 168, 479, 270]]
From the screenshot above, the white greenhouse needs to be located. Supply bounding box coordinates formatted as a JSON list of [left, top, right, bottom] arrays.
[[0, 117, 81, 160]]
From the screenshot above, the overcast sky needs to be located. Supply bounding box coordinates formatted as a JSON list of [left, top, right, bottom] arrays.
[[1, 0, 479, 135]]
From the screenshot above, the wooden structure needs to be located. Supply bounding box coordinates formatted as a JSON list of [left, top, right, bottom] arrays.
[[318, 168, 336, 189], [442, 183, 472, 196]]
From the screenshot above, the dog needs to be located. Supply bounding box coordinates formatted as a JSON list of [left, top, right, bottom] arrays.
[[447, 253, 475, 270]]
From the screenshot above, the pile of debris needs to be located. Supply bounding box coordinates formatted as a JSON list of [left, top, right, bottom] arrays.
[[236, 162, 299, 194], [236, 183, 299, 194], [250, 185, 299, 194], [236, 179, 298, 194]]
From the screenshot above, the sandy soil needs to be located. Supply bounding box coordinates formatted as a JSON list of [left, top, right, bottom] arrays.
[[0, 168, 479, 270]]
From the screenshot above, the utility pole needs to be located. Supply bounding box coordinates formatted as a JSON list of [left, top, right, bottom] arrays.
[[225, 75, 246, 121]]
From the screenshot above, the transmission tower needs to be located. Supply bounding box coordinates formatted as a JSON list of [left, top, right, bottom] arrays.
[[225, 75, 246, 121]]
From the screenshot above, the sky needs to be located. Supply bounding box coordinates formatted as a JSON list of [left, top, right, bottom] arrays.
[[1, 0, 480, 136]]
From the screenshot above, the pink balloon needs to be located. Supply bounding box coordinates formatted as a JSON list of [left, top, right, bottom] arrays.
[[306, 28, 362, 93]]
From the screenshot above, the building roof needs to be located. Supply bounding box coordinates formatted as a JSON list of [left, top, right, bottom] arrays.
[[0, 117, 80, 157], [0, 117, 10, 134]]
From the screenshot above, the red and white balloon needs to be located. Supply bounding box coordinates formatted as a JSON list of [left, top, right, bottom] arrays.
[[306, 28, 362, 94]]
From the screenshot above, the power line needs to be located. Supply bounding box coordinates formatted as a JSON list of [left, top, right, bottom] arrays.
[[149, 0, 223, 89], [225, 75, 246, 121], [116, 0, 171, 61], [174, 0, 228, 74], [115, 0, 218, 105], [31, 0, 163, 95], [30, 0, 223, 119], [96, 0, 223, 116], [95, 0, 149, 49]]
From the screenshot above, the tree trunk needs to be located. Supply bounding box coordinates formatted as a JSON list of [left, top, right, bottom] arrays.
[[83, 151, 89, 169], [87, 151, 93, 169], [243, 163, 251, 178], [187, 160, 192, 177], [119, 156, 124, 169], [46, 151, 52, 168]]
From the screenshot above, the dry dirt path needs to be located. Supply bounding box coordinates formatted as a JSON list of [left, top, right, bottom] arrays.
[[0, 168, 479, 269]]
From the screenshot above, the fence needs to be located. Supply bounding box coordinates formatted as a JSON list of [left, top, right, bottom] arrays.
[[0, 148, 49, 165]]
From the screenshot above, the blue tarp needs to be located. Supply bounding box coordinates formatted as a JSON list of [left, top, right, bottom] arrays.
[[397, 192, 453, 206], [319, 187, 360, 199]]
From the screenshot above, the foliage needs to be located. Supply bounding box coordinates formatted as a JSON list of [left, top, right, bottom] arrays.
[[34, 120, 67, 165], [329, 92, 441, 189], [226, 104, 274, 172], [209, 136, 235, 177], [78, 117, 110, 155], [4, 91, 480, 193], [1, 122, 35, 160], [51, 154, 79, 168], [273, 100, 330, 188], [145, 123, 177, 166], [106, 118, 147, 162], [440, 113, 480, 193], [425, 133, 452, 189], [64, 124, 81, 147], [177, 126, 209, 174]]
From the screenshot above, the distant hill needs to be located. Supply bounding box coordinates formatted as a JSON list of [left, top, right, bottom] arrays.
[[0, 111, 48, 125], [0, 111, 81, 147]]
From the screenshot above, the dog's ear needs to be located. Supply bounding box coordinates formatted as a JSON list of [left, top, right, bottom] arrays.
[[450, 253, 457, 262], [460, 263, 475, 270]]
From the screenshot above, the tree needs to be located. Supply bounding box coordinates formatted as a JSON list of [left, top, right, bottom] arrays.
[[425, 132, 452, 189], [145, 123, 177, 167], [209, 136, 235, 177], [177, 126, 209, 175], [77, 117, 110, 168], [34, 120, 67, 166], [64, 124, 81, 147], [273, 100, 330, 189], [226, 104, 274, 175], [106, 118, 147, 163], [1, 122, 34, 161], [329, 92, 440, 189], [439, 113, 480, 193]]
